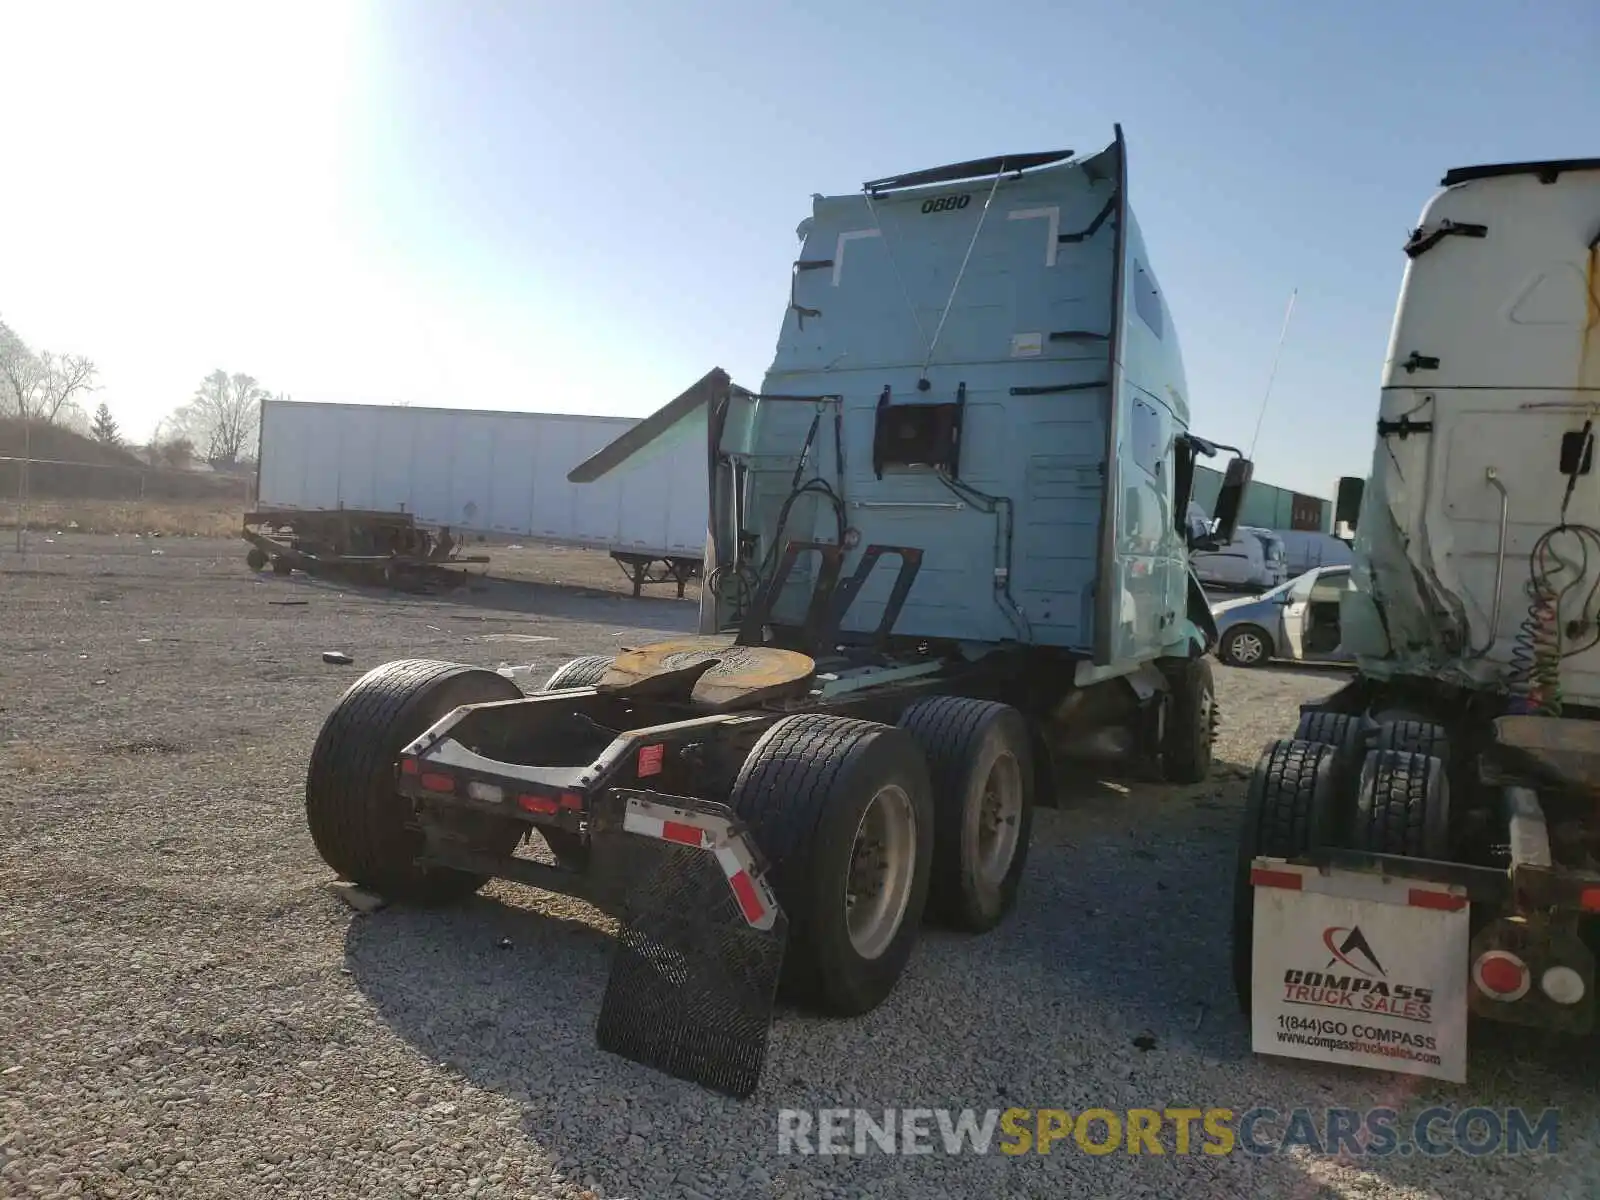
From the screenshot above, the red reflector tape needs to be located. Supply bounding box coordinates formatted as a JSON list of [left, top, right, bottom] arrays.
[[727, 870, 766, 924], [1250, 868, 1303, 890], [638, 743, 665, 778], [418, 772, 455, 793], [559, 792, 583, 811], [519, 794, 559, 816], [1408, 888, 1466, 911], [400, 757, 419, 776], [1581, 887, 1600, 912], [661, 820, 704, 847]]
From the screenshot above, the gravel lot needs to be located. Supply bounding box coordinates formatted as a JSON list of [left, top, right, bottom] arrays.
[[3, 535, 1597, 1199]]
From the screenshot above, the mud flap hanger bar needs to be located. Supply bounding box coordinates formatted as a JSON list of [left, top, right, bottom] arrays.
[[614, 790, 781, 931]]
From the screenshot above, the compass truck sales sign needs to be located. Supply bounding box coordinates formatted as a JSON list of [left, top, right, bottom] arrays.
[[1249, 862, 1470, 1083]]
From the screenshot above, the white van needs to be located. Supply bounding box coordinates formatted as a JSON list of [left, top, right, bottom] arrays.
[[1252, 529, 1290, 587], [1273, 529, 1354, 577], [1190, 520, 1283, 592]]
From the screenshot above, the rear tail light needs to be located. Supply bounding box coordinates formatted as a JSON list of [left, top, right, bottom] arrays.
[[517, 792, 584, 817], [418, 771, 455, 794], [1540, 965, 1586, 1005], [1580, 887, 1600, 912], [1473, 950, 1531, 1001]]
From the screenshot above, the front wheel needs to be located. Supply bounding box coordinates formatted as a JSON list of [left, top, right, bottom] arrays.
[[1158, 656, 1216, 784], [730, 713, 934, 1016], [305, 659, 526, 902], [1220, 624, 1273, 668]]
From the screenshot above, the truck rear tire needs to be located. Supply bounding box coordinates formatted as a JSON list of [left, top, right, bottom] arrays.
[[1230, 738, 1339, 1016], [305, 659, 526, 903], [541, 655, 615, 691], [1293, 710, 1372, 802], [897, 696, 1035, 933], [1158, 657, 1216, 784], [1372, 719, 1449, 762], [246, 546, 268, 571], [1351, 749, 1450, 859], [729, 713, 934, 1016]]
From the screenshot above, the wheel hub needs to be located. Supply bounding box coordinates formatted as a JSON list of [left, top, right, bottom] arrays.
[[973, 752, 1023, 886], [1231, 632, 1263, 663], [845, 784, 917, 960]]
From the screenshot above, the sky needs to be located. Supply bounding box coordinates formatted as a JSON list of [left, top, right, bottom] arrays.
[[1, 0, 1595, 497]]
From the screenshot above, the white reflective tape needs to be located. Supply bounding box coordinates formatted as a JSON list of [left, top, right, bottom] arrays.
[[1008, 206, 1060, 267], [623, 812, 666, 841], [1250, 857, 1466, 908], [467, 781, 504, 805], [833, 230, 881, 286]]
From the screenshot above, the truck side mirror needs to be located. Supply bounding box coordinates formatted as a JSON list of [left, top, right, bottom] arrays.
[[1212, 457, 1253, 544], [1334, 476, 1364, 535]]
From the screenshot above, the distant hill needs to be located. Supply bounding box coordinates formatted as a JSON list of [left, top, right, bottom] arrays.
[[0, 419, 245, 502]]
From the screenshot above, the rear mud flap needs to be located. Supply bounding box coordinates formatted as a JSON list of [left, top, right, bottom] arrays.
[[594, 793, 787, 1099]]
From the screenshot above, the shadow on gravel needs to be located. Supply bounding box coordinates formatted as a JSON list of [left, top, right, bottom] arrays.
[[262, 569, 700, 635], [339, 762, 1576, 1199]]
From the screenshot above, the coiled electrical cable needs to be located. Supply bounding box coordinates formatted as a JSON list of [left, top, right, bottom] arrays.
[[1508, 433, 1600, 714]]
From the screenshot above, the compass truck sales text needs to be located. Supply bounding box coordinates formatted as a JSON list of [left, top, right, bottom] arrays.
[[774, 1107, 1560, 1157], [1280, 968, 1434, 1020]]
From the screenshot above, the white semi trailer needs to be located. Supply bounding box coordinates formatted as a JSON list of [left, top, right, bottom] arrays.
[[246, 390, 710, 594]]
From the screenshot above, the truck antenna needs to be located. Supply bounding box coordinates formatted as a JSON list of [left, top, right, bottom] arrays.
[[1247, 288, 1298, 461]]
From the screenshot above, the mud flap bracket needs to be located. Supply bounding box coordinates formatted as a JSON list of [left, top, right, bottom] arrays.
[[593, 790, 788, 1099]]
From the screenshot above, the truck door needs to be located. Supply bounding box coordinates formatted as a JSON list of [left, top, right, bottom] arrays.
[[1093, 124, 1172, 666]]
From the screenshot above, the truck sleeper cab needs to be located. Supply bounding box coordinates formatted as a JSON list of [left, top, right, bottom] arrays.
[[1232, 155, 1600, 1084], [304, 129, 1253, 1099]]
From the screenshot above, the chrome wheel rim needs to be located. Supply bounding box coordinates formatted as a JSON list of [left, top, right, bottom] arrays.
[[845, 784, 917, 959], [1230, 632, 1264, 664]]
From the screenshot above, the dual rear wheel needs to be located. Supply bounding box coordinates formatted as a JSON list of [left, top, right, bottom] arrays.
[[302, 654, 1039, 1019], [730, 695, 1035, 1015], [1229, 711, 1452, 1014]]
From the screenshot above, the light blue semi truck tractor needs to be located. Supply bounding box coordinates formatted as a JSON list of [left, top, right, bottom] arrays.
[[302, 127, 1253, 1098]]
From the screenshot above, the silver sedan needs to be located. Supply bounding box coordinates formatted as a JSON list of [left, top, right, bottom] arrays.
[[1209, 565, 1356, 669]]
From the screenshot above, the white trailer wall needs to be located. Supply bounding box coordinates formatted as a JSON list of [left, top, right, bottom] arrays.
[[256, 400, 707, 558]]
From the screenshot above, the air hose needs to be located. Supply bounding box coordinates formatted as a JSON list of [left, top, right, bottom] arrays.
[[1508, 420, 1600, 716], [1508, 574, 1562, 715]]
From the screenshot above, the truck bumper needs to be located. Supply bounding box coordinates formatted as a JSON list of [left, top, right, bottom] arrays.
[[400, 742, 790, 1099]]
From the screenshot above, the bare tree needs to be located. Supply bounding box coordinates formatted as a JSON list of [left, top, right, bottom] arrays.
[[0, 318, 99, 425], [0, 318, 45, 420], [37, 353, 99, 425], [170, 369, 264, 466]]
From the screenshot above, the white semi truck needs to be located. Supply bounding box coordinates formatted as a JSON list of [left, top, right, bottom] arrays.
[[1235, 154, 1600, 1083]]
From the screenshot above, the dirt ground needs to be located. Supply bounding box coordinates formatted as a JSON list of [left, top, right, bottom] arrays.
[[1, 536, 1594, 1199]]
